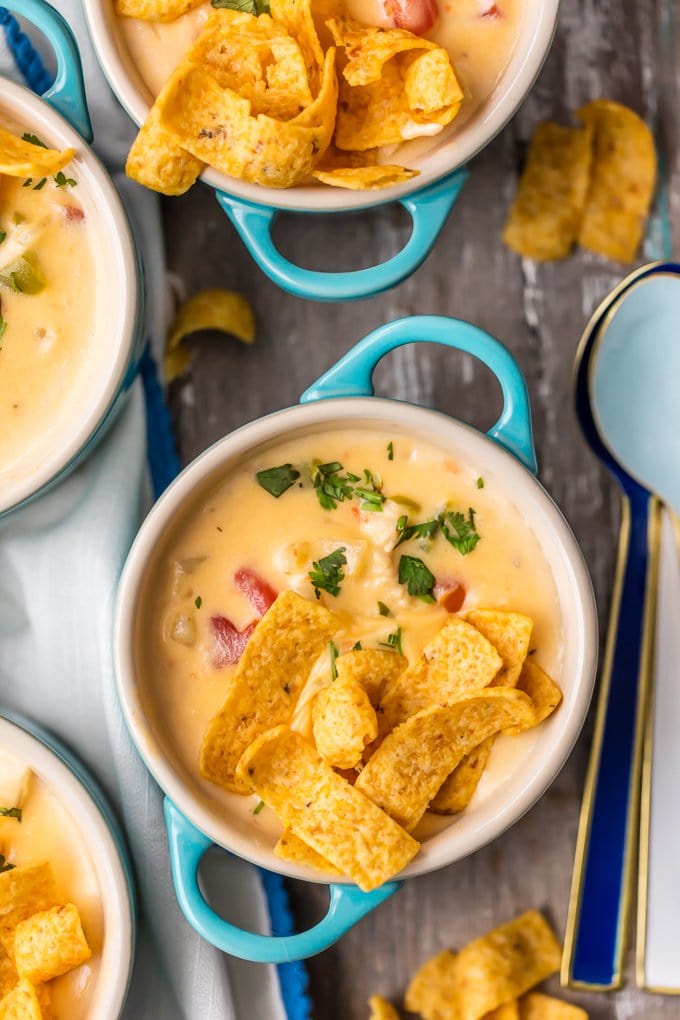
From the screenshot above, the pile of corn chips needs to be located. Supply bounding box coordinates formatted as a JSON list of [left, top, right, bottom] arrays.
[[367, 910, 588, 1020], [120, 0, 463, 194], [200, 591, 562, 891], [0, 863, 91, 1020], [503, 100, 657, 263]]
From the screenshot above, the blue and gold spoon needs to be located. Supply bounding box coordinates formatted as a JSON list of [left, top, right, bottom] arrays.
[[562, 263, 680, 989]]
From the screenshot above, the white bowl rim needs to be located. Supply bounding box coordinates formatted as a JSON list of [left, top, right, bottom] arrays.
[[82, 0, 560, 213], [114, 396, 598, 886], [0, 78, 139, 515], [0, 715, 134, 1018]]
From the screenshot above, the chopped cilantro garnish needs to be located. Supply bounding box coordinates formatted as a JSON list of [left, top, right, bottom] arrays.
[[194, 596, 202, 609], [211, 0, 270, 11], [0, 855, 14, 874], [398, 555, 435, 603], [309, 546, 347, 599], [33, 178, 47, 190], [387, 441, 394, 460], [22, 178, 32, 188], [22, 132, 47, 148], [355, 487, 386, 511], [256, 463, 300, 497], [329, 640, 339, 681], [54, 171, 77, 188], [394, 514, 439, 549], [476, 477, 484, 489], [378, 601, 393, 617], [0, 806, 22, 821], [311, 461, 355, 510], [253, 799, 265, 815], [440, 508, 481, 556], [352, 641, 362, 651], [381, 626, 403, 656], [354, 468, 385, 512]]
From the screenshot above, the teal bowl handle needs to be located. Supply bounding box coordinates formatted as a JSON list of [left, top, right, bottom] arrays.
[[301, 314, 537, 473], [215, 170, 467, 302], [2, 0, 92, 140], [164, 799, 400, 962]]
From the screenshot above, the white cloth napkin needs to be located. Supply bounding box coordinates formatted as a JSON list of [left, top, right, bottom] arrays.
[[0, 7, 294, 1018]]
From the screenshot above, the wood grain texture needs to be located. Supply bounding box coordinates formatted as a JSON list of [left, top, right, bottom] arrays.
[[162, 0, 679, 1015]]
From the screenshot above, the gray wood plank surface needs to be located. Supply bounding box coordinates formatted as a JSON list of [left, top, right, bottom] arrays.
[[162, 1, 680, 1016]]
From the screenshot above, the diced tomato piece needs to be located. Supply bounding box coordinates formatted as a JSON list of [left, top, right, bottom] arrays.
[[210, 615, 256, 668], [382, 0, 438, 34], [234, 567, 277, 617], [435, 581, 467, 613], [60, 204, 85, 223]]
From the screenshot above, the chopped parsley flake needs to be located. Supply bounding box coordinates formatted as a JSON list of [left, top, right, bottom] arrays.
[[253, 800, 265, 815], [311, 461, 356, 510], [0, 314, 6, 348], [329, 640, 339, 681], [33, 178, 47, 190], [0, 230, 6, 244], [309, 546, 347, 599], [0, 806, 22, 821], [256, 463, 300, 497], [394, 514, 439, 549], [440, 508, 481, 556], [381, 626, 403, 656], [54, 171, 77, 188], [398, 555, 435, 603], [354, 468, 385, 512], [211, 0, 270, 12], [377, 601, 393, 617], [0, 855, 14, 874], [22, 133, 47, 148], [352, 641, 362, 651], [387, 441, 394, 460], [477, 477, 484, 489], [194, 596, 202, 609]]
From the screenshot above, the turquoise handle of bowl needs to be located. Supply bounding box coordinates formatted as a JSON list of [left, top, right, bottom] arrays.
[[3, 0, 92, 140], [301, 314, 537, 473], [164, 799, 400, 962], [215, 169, 467, 302]]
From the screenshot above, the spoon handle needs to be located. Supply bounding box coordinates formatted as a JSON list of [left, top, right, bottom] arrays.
[[637, 506, 680, 992], [562, 487, 656, 989]]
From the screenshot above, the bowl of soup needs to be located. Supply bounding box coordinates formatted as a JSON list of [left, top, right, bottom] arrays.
[[0, 0, 144, 515], [0, 714, 134, 1018], [83, 0, 559, 300], [114, 314, 597, 963]]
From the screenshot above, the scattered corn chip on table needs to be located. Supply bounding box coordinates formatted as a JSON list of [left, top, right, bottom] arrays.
[[159, 0, 680, 1015]]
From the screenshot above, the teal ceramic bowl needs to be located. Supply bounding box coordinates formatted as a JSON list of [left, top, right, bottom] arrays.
[[83, 0, 559, 301], [0, 713, 135, 1017], [0, 0, 145, 516], [114, 315, 597, 964]]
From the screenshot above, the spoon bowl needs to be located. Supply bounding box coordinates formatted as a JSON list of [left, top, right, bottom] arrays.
[[591, 269, 680, 515]]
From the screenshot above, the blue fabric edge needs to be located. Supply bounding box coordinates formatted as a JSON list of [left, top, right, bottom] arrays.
[[1, 14, 312, 1020]]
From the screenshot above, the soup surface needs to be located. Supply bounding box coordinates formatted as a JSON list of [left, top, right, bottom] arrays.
[[0, 748, 103, 1019], [138, 427, 563, 842], [0, 117, 103, 500], [118, 0, 521, 141]]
